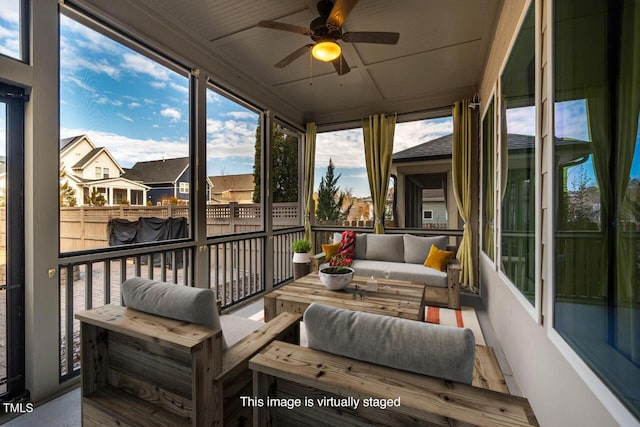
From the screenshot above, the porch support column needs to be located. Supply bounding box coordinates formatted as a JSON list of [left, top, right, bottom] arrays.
[[192, 69, 209, 289]]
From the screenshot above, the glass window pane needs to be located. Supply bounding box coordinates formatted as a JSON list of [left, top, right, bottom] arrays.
[[59, 15, 190, 252], [482, 98, 495, 260], [0, 0, 23, 61], [500, 4, 536, 304], [205, 87, 262, 236], [315, 128, 370, 227], [554, 0, 640, 419], [392, 117, 454, 230]]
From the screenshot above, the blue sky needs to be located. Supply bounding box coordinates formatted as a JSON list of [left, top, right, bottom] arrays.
[[0, 0, 19, 60]]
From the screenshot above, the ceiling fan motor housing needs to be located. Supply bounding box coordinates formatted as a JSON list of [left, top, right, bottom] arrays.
[[310, 16, 342, 42]]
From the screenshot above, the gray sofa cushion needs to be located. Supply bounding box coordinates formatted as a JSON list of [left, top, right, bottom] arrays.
[[403, 234, 448, 264], [121, 277, 227, 348], [304, 303, 475, 384], [365, 234, 404, 262], [350, 259, 448, 288]]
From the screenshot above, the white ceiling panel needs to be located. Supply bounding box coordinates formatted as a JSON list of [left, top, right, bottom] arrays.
[[86, 0, 503, 125]]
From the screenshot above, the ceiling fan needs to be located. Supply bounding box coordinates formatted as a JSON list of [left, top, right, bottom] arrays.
[[257, 0, 400, 75]]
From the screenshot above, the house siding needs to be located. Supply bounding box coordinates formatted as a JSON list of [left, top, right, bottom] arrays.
[[478, 0, 622, 425]]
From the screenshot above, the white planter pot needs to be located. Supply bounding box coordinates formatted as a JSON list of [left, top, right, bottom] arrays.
[[292, 252, 310, 264]]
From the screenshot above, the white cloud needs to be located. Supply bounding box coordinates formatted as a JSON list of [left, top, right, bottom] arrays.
[[316, 128, 364, 169], [62, 75, 96, 93], [96, 97, 109, 104], [0, 1, 19, 23], [206, 90, 223, 104], [60, 127, 188, 168], [122, 53, 171, 81], [128, 102, 141, 108], [60, 36, 120, 79], [161, 107, 182, 122], [170, 82, 189, 94], [112, 100, 123, 107], [343, 173, 369, 179], [506, 106, 535, 136], [206, 119, 258, 160], [150, 82, 166, 89], [226, 111, 256, 120], [60, 16, 121, 55], [116, 113, 134, 123], [394, 118, 453, 152], [144, 98, 156, 105]]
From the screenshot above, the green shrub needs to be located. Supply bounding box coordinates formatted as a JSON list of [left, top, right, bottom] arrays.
[[291, 239, 312, 253]]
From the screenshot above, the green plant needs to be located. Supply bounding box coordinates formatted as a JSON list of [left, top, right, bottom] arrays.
[[320, 266, 352, 274], [291, 239, 312, 253]]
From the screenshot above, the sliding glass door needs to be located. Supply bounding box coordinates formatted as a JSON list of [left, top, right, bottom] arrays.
[[0, 83, 26, 401]]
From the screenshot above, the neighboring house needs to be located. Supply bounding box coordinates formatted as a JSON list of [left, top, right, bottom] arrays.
[[392, 133, 457, 229], [122, 157, 190, 205], [59, 135, 148, 206], [206, 173, 255, 204], [421, 189, 447, 227]]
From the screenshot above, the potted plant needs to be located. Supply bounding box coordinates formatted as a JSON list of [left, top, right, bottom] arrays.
[[291, 239, 312, 279], [318, 265, 355, 290]]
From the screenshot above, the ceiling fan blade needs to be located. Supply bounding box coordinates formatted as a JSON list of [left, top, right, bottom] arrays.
[[332, 54, 351, 75], [257, 20, 310, 35], [342, 31, 400, 44], [326, 0, 359, 30], [275, 44, 313, 68]]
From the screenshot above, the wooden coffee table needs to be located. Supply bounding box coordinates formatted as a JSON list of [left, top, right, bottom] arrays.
[[264, 273, 426, 321]]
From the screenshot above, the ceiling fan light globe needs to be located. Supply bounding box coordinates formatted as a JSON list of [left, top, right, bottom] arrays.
[[312, 41, 341, 62]]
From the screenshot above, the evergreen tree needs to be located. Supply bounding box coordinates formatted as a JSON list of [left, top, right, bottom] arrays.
[[60, 182, 77, 207], [316, 159, 344, 222], [253, 122, 299, 203], [88, 188, 106, 207]]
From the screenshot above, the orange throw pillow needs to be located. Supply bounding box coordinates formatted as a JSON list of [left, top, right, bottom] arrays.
[[321, 242, 341, 261], [424, 244, 454, 272]]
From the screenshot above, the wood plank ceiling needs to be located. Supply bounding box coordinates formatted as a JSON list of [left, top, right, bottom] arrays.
[[95, 0, 503, 125]]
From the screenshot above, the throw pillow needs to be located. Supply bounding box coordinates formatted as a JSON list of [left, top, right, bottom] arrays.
[[321, 242, 341, 261], [331, 230, 356, 266], [424, 244, 454, 272]]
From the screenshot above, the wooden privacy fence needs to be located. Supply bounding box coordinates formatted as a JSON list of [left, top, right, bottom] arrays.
[[60, 202, 300, 252]]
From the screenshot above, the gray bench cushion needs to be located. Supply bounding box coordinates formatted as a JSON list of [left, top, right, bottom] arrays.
[[351, 259, 448, 288], [220, 315, 263, 348], [121, 277, 228, 348], [365, 234, 404, 262], [304, 304, 475, 384], [403, 234, 448, 264]]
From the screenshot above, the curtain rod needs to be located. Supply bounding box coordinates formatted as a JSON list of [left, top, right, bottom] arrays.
[[315, 104, 454, 131]]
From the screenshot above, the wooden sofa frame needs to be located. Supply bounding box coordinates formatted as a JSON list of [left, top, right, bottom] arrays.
[[250, 341, 538, 427], [76, 305, 301, 427]]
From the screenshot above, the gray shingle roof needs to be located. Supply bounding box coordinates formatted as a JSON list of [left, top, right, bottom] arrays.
[[392, 133, 588, 162], [72, 147, 103, 169], [393, 134, 453, 161], [60, 135, 82, 151], [121, 157, 189, 183]]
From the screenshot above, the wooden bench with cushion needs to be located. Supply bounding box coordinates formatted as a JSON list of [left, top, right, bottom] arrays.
[[76, 278, 302, 427], [249, 304, 537, 427]]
